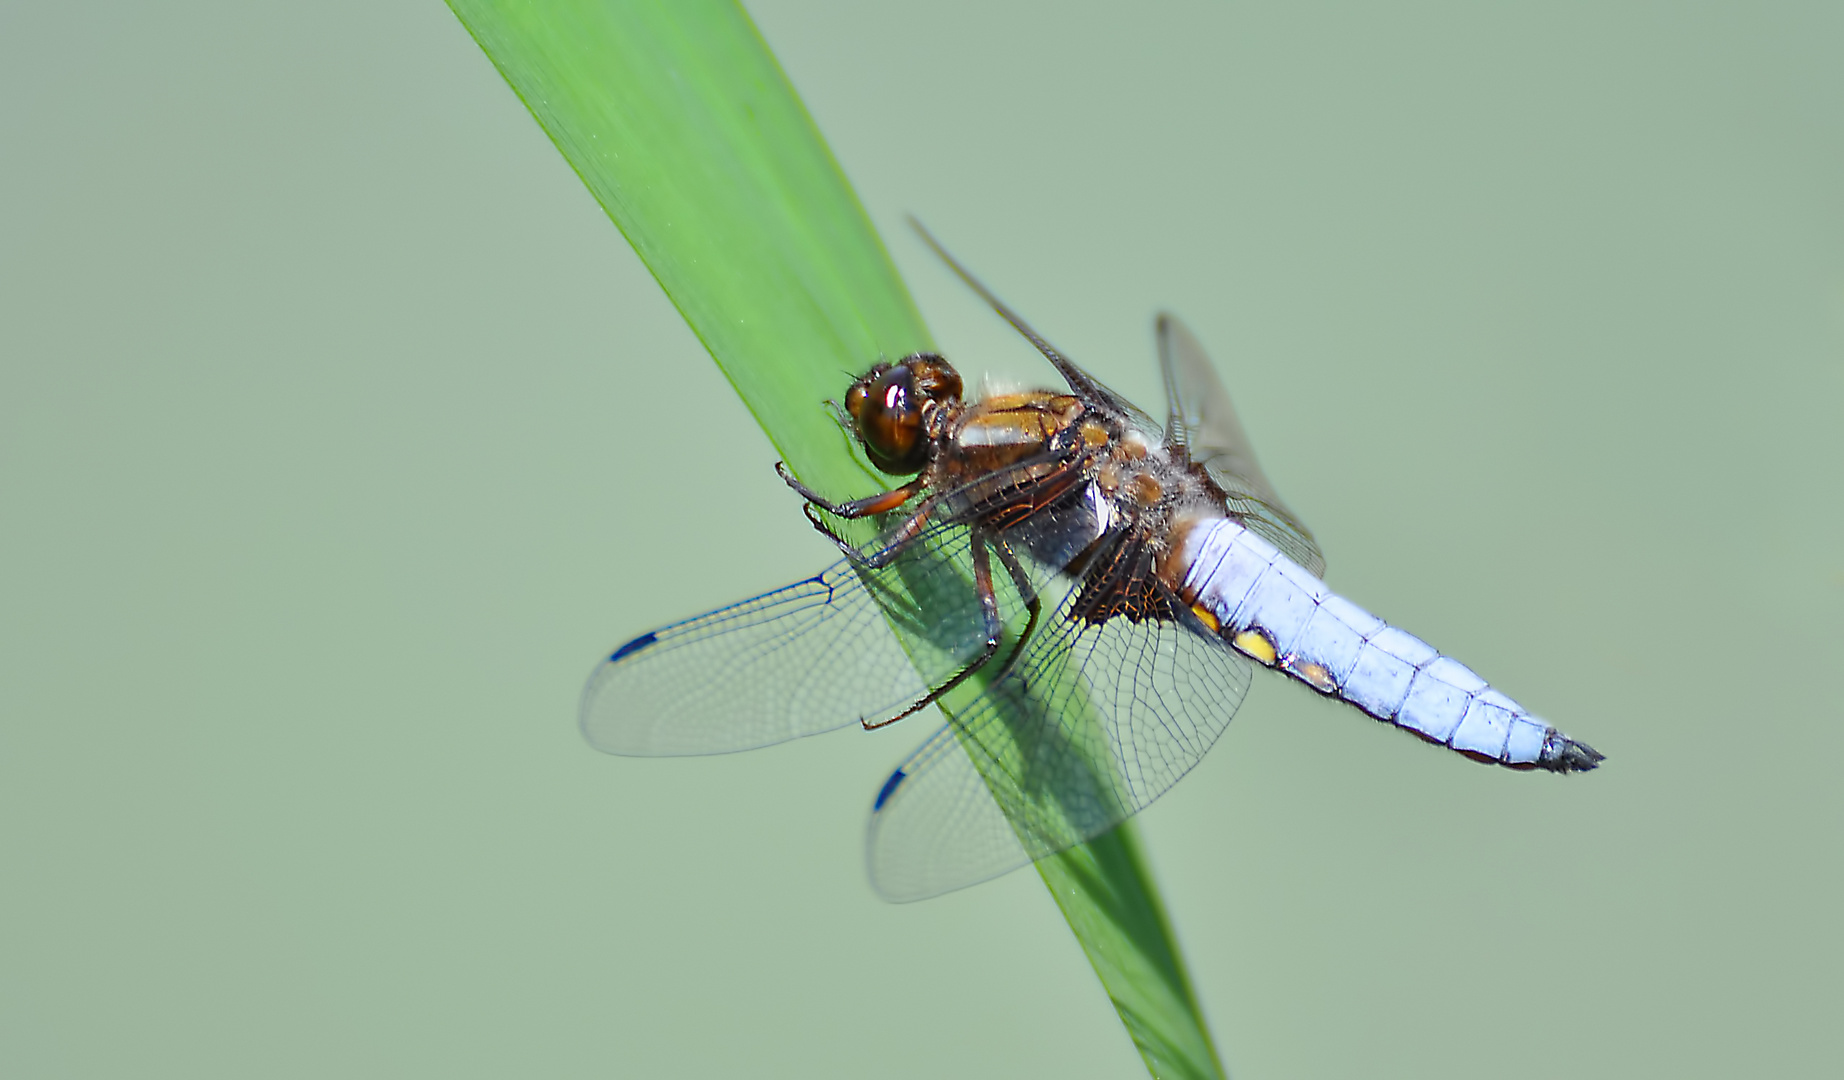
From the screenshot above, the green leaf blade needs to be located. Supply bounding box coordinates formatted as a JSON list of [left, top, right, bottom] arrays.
[[449, 0, 926, 495], [444, 3, 1225, 1076]]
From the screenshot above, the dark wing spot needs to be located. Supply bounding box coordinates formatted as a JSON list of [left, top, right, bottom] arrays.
[[608, 631, 659, 663], [873, 768, 907, 812]]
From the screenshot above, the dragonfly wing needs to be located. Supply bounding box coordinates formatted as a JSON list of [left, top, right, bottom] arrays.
[[866, 568, 1255, 901], [582, 526, 995, 757], [1158, 313, 1326, 578], [864, 721, 1027, 900], [911, 219, 1167, 437]]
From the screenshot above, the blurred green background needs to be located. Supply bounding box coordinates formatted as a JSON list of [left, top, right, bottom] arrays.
[[3, 1, 1840, 1077]]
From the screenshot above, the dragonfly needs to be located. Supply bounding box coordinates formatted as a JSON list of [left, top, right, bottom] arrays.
[[582, 232, 1603, 902]]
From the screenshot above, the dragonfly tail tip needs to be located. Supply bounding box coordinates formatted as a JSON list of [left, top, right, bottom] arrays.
[[1540, 734, 1604, 773]]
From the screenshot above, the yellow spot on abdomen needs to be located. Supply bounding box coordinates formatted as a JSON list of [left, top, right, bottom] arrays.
[[1232, 629, 1278, 666], [1191, 604, 1220, 633]]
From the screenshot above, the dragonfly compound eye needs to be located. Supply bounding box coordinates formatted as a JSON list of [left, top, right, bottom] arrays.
[[846, 353, 962, 475]]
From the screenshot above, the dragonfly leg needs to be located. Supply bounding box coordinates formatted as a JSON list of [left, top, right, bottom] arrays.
[[824, 397, 855, 437], [847, 498, 949, 569], [987, 537, 1042, 684], [777, 463, 934, 562], [790, 494, 939, 568], [862, 527, 1004, 730], [776, 462, 924, 519], [795, 503, 859, 559], [844, 439, 1092, 571]]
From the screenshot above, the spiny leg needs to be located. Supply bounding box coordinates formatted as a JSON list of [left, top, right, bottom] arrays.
[[777, 462, 931, 563], [794, 494, 943, 569], [779, 424, 1091, 567], [843, 444, 1092, 571], [987, 537, 1042, 686], [862, 526, 1005, 730], [824, 397, 856, 439], [784, 465, 1025, 573], [776, 461, 925, 519]]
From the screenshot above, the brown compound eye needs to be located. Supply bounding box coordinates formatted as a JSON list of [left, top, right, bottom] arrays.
[[847, 364, 925, 473], [844, 353, 962, 475]]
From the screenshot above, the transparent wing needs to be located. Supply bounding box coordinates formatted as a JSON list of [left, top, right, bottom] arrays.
[[1158, 312, 1325, 578], [581, 525, 997, 757], [911, 219, 1167, 438], [866, 563, 1255, 902]]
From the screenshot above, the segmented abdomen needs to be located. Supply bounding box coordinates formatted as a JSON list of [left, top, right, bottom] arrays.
[[1176, 517, 1599, 772]]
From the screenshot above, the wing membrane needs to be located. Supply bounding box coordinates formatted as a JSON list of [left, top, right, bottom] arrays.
[[1158, 313, 1325, 577], [867, 560, 1255, 901], [911, 219, 1166, 436], [581, 525, 997, 756]]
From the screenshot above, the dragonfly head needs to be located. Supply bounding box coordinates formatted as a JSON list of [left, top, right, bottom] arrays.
[[844, 353, 963, 475]]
